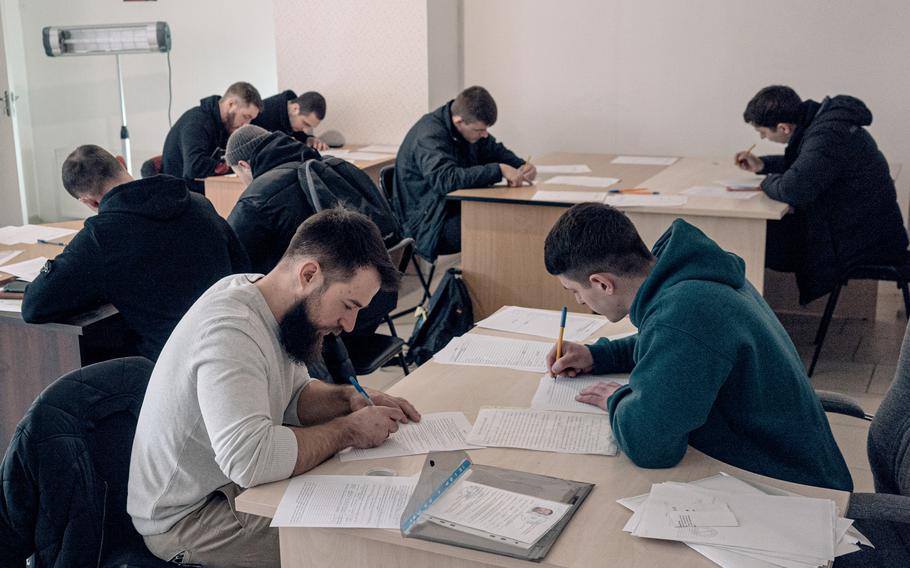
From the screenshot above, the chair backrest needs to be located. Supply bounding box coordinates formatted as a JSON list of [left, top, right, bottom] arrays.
[[379, 165, 395, 205], [387, 237, 415, 275], [868, 321, 910, 498], [0, 357, 157, 567]]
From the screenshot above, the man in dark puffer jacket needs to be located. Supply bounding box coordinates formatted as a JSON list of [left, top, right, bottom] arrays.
[[735, 85, 908, 304]]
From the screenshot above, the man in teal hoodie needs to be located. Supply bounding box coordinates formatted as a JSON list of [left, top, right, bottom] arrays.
[[544, 203, 852, 491]]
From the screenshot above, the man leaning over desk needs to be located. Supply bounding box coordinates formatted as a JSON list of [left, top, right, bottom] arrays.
[[543, 203, 852, 492], [128, 209, 421, 568]]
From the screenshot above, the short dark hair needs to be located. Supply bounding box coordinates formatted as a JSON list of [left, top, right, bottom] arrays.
[[743, 85, 802, 128], [451, 86, 497, 126], [291, 91, 326, 120], [544, 203, 654, 285], [282, 208, 399, 292], [61, 144, 125, 198], [224, 81, 264, 111]]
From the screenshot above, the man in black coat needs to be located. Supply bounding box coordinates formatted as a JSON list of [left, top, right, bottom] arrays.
[[394, 86, 536, 260], [161, 81, 263, 193], [252, 89, 329, 150], [22, 145, 250, 361], [736, 85, 908, 304]]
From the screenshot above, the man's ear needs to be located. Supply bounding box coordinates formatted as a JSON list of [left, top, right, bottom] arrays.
[[297, 260, 321, 289], [238, 159, 252, 172], [589, 273, 616, 295], [288, 102, 300, 116], [777, 123, 794, 135], [78, 195, 101, 211], [451, 115, 464, 126]]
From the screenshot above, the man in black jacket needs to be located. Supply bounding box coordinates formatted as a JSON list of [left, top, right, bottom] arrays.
[[161, 81, 263, 193], [394, 86, 536, 260], [252, 89, 328, 150], [22, 145, 250, 361], [735, 85, 908, 304]]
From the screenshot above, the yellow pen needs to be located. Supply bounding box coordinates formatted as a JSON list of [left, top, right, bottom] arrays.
[[555, 306, 567, 373]]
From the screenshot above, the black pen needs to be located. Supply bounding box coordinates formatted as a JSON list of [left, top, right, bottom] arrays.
[[36, 239, 66, 247]]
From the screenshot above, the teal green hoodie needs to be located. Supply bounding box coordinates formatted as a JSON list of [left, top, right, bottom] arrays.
[[591, 219, 852, 491]]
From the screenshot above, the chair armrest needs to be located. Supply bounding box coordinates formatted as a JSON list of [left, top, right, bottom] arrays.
[[816, 389, 873, 421], [848, 492, 910, 524]]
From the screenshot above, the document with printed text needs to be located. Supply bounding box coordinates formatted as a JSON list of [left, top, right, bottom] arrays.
[[475, 306, 605, 342], [535, 164, 592, 174], [339, 412, 480, 461], [0, 256, 48, 282], [468, 407, 618, 455], [544, 175, 621, 188], [531, 374, 629, 415], [433, 334, 552, 372]]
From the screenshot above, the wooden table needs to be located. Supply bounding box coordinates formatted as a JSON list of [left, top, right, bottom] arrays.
[[449, 153, 791, 319], [236, 316, 849, 568], [0, 221, 134, 449], [204, 145, 397, 219]]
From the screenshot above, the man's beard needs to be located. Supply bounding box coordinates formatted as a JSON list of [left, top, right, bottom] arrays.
[[278, 292, 336, 366]]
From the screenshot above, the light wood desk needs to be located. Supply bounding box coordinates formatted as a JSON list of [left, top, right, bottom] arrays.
[[236, 316, 849, 568], [0, 221, 133, 449], [449, 153, 790, 319], [204, 145, 396, 219]]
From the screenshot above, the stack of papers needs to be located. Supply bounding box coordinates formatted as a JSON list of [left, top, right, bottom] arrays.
[[0, 257, 48, 282], [0, 225, 75, 245], [356, 144, 399, 154], [0, 250, 22, 266], [0, 300, 22, 313], [424, 477, 571, 549], [322, 149, 392, 161], [339, 412, 480, 461], [271, 475, 417, 528], [603, 194, 688, 208], [611, 155, 678, 166], [619, 473, 867, 568], [531, 190, 606, 204], [544, 175, 620, 188], [433, 334, 552, 372], [475, 306, 605, 341], [716, 176, 765, 191], [468, 407, 618, 455], [682, 186, 761, 200], [535, 164, 592, 174], [530, 373, 629, 415]]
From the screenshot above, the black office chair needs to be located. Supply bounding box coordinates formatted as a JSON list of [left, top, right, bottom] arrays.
[[808, 253, 910, 376], [0, 357, 170, 568], [340, 237, 415, 377], [821, 323, 910, 566], [379, 165, 437, 318]]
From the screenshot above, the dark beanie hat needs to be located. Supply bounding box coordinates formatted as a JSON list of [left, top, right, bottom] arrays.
[[225, 124, 270, 166]]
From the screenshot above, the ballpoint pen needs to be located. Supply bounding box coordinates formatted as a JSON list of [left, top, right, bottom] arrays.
[[36, 239, 66, 247], [348, 375, 374, 406], [555, 306, 567, 377]]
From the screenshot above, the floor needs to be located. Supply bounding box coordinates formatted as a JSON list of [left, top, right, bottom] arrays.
[[360, 258, 905, 494]]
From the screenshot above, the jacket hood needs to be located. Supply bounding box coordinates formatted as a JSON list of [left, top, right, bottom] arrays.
[[250, 132, 319, 178], [630, 219, 745, 326], [808, 95, 872, 128], [200, 94, 223, 126], [98, 175, 190, 220]]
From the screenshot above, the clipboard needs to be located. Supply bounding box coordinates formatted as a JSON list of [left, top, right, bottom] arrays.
[[400, 451, 593, 562]]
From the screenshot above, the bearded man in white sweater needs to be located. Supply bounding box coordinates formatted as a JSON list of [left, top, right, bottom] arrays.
[[128, 208, 421, 567]]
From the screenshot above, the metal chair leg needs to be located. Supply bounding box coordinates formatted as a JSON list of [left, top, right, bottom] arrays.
[[398, 353, 410, 375], [809, 283, 843, 377]]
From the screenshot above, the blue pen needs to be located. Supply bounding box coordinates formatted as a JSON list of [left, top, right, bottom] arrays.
[[348, 375, 374, 406], [36, 239, 66, 247]]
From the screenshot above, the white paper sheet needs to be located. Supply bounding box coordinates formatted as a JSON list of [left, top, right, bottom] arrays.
[[0, 250, 23, 266], [530, 374, 629, 414], [544, 175, 620, 188], [715, 176, 765, 190], [425, 478, 570, 547], [323, 150, 391, 161], [433, 334, 552, 372], [0, 257, 48, 282], [356, 144, 399, 154], [603, 194, 688, 208], [0, 225, 75, 245], [682, 185, 761, 200], [0, 300, 22, 313], [610, 155, 679, 166], [468, 407, 617, 455], [339, 412, 480, 461], [271, 475, 417, 528], [531, 190, 605, 203], [535, 164, 592, 174], [475, 306, 605, 342]]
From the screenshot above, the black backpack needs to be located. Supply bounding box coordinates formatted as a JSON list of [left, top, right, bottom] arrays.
[[406, 268, 474, 365], [298, 157, 402, 245]]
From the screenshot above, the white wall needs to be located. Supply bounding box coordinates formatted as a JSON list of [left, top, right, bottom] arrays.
[[462, 0, 910, 213], [273, 0, 462, 146], [13, 0, 278, 221]]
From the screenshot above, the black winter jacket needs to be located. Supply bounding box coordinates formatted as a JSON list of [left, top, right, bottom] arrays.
[[251, 89, 312, 143], [760, 96, 908, 303], [393, 101, 524, 259], [161, 95, 228, 193], [22, 176, 250, 360]]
